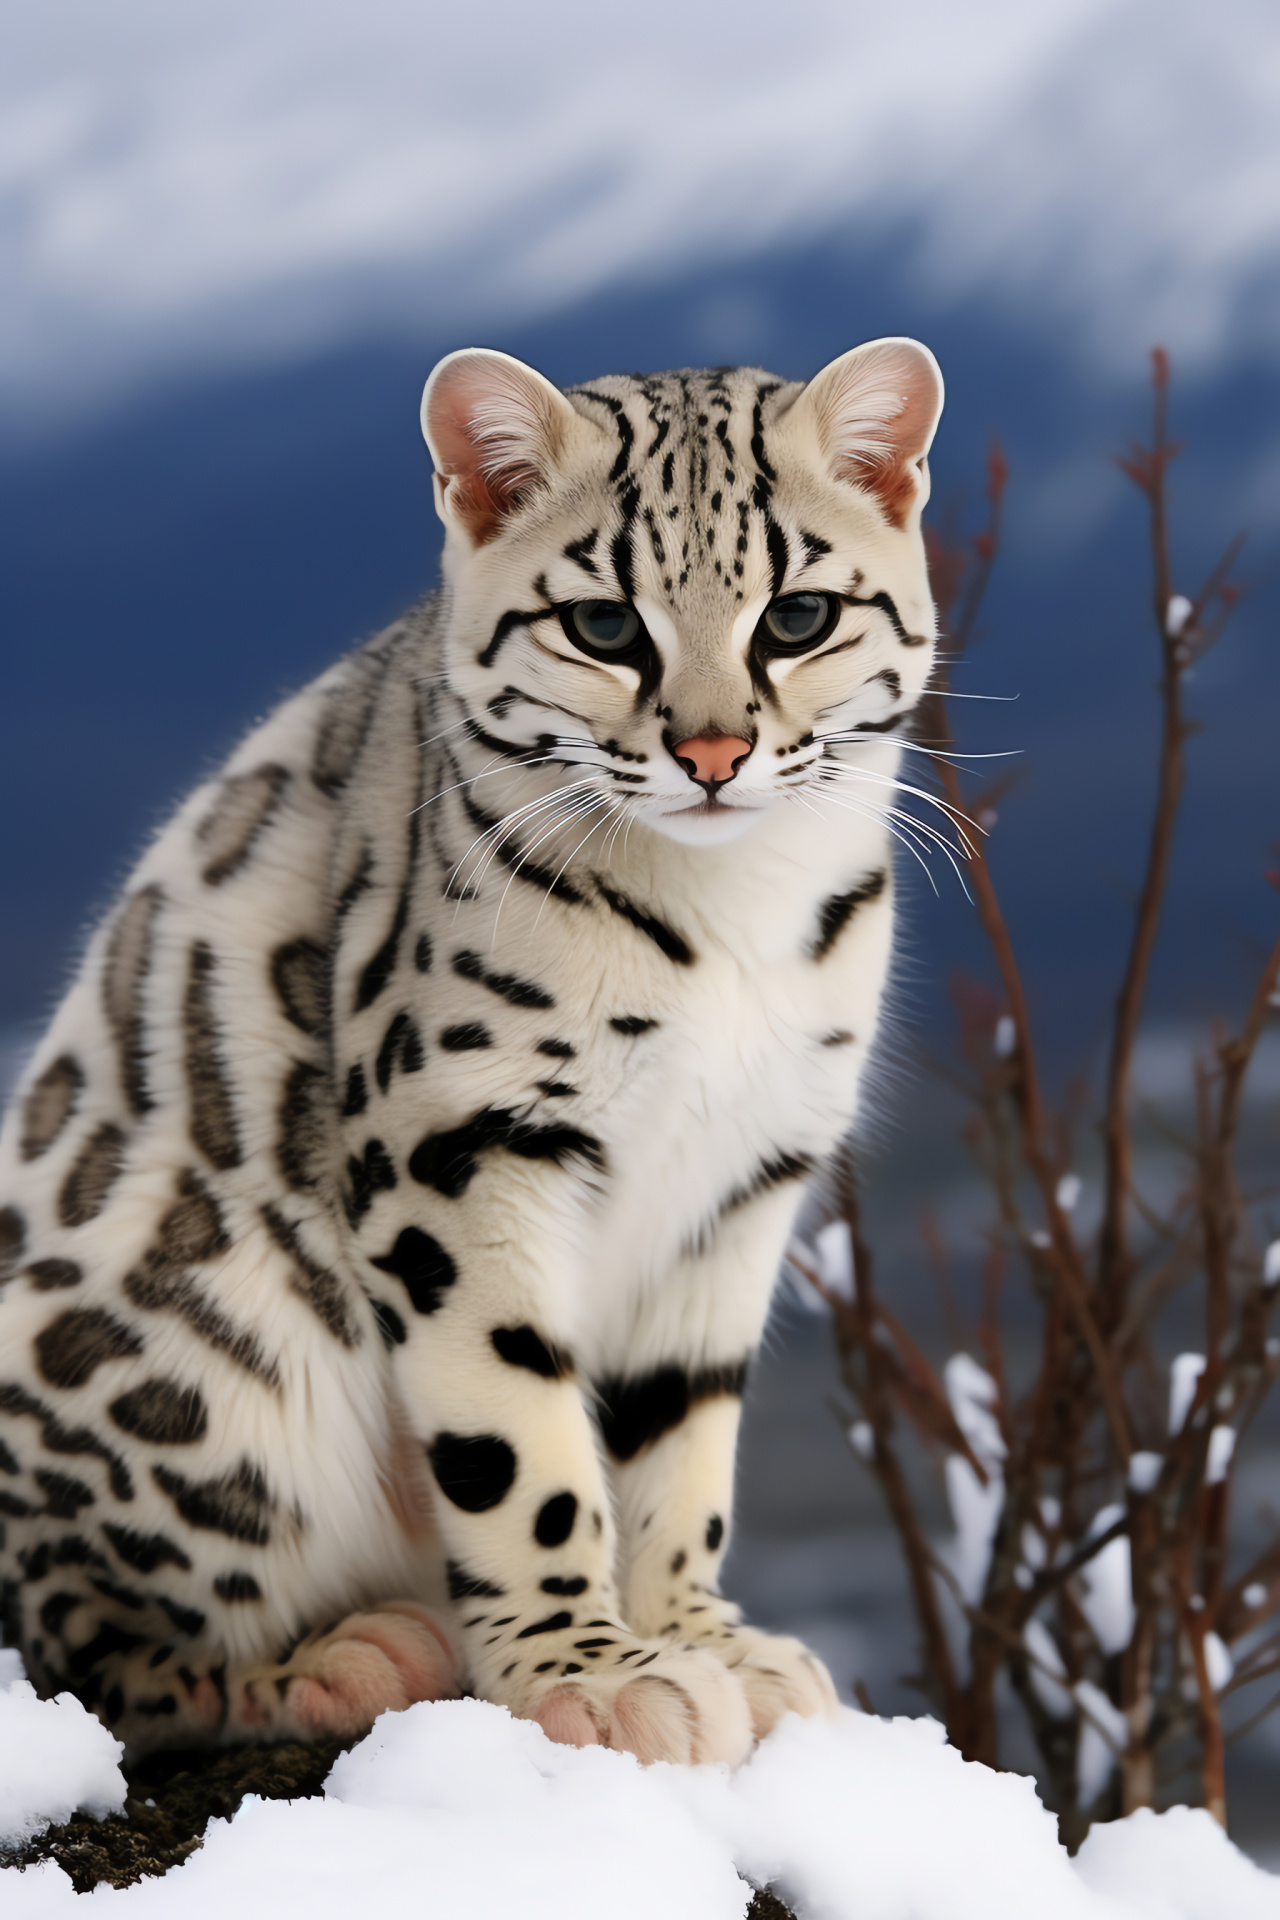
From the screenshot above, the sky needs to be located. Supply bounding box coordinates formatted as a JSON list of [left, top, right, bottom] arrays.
[[2, 0, 1279, 1052]]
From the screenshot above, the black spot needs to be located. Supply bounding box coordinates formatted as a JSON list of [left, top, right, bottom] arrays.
[[152, 1459, 273, 1545], [109, 1378, 208, 1445], [40, 1592, 82, 1637], [594, 882, 694, 965], [452, 950, 554, 1010], [66, 1618, 148, 1679], [0, 1436, 18, 1474], [541, 1575, 588, 1596], [262, 1203, 363, 1348], [821, 1029, 856, 1048], [196, 763, 290, 886], [595, 1362, 749, 1462], [102, 885, 162, 1116], [534, 1492, 578, 1548], [609, 1015, 658, 1036], [515, 1611, 572, 1638], [88, 1573, 147, 1611], [270, 937, 328, 1037], [446, 1562, 506, 1601], [373, 1011, 425, 1090], [440, 1022, 493, 1052], [342, 1063, 369, 1115], [491, 1326, 573, 1379], [184, 941, 243, 1170], [799, 528, 832, 563], [409, 1108, 604, 1199], [160, 1597, 208, 1638], [355, 889, 410, 1012], [670, 1550, 687, 1574], [535, 1038, 576, 1059], [0, 1382, 133, 1500], [312, 642, 391, 795], [25, 1259, 82, 1291], [134, 1694, 178, 1717], [477, 607, 545, 670], [0, 1490, 33, 1517], [808, 869, 888, 962], [20, 1055, 84, 1163], [343, 1138, 398, 1223], [102, 1523, 192, 1575], [37, 1469, 96, 1518], [124, 1174, 278, 1388], [415, 933, 433, 973], [277, 1060, 328, 1191], [35, 1307, 144, 1390], [214, 1572, 262, 1602], [58, 1122, 129, 1228], [0, 1206, 26, 1282], [369, 1227, 458, 1314], [427, 1433, 517, 1513], [371, 1299, 407, 1347], [706, 1514, 724, 1552], [720, 1151, 815, 1215], [536, 1081, 577, 1098]]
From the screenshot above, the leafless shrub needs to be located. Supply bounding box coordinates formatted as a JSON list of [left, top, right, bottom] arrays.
[[791, 351, 1279, 1848]]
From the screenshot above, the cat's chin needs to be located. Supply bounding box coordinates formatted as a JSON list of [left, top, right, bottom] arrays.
[[645, 802, 770, 847]]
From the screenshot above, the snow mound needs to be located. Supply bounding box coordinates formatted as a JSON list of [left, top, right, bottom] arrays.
[[0, 1660, 125, 1846], [2, 1693, 1278, 1919]]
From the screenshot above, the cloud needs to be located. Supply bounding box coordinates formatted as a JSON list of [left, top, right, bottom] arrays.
[[2, 0, 1279, 421]]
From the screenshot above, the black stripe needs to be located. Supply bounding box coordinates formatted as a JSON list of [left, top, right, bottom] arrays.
[[564, 530, 600, 576], [478, 608, 545, 670], [809, 868, 888, 961], [453, 949, 554, 1010], [595, 881, 694, 965], [463, 716, 536, 760], [409, 1107, 604, 1199], [751, 390, 779, 484], [455, 785, 588, 907], [354, 888, 408, 1011], [491, 1325, 573, 1378], [764, 515, 789, 601], [846, 588, 923, 646], [595, 1361, 749, 1461], [721, 1150, 815, 1213], [575, 389, 634, 485]]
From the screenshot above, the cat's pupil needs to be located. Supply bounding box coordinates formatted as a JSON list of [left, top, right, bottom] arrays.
[[764, 593, 831, 646], [571, 601, 639, 651]]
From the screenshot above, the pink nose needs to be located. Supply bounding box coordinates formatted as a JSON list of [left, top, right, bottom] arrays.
[[671, 734, 753, 788]]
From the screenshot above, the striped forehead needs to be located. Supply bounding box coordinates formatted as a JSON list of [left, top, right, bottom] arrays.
[[564, 368, 795, 609]]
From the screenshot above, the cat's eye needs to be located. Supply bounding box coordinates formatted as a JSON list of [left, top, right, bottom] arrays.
[[761, 592, 838, 651], [561, 600, 643, 659]]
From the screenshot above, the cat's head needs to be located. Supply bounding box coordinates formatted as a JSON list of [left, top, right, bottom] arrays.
[[421, 341, 942, 847]]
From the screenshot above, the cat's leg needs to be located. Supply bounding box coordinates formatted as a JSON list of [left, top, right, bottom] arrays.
[[369, 1188, 754, 1766], [85, 1601, 461, 1754], [604, 1191, 839, 1738]]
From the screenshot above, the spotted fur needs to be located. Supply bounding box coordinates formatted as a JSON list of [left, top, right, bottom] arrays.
[[0, 338, 942, 1762]]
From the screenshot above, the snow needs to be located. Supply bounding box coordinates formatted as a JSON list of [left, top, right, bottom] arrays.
[[1129, 1452, 1163, 1493], [1169, 1355, 1207, 1436], [942, 1355, 1006, 1606], [0, 1670, 124, 1846], [1164, 595, 1194, 639], [1075, 1504, 1134, 1656], [1205, 1426, 1236, 1485], [994, 1015, 1017, 1058], [2, 1680, 1278, 1919], [1056, 1173, 1083, 1212], [813, 1221, 855, 1303], [1264, 1240, 1280, 1288]]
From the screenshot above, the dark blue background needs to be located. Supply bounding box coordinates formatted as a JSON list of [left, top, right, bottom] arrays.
[[4, 234, 1277, 1073]]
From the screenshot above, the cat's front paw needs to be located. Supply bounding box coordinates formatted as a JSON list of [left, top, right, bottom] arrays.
[[714, 1624, 839, 1737], [235, 1601, 462, 1739], [521, 1643, 754, 1766]]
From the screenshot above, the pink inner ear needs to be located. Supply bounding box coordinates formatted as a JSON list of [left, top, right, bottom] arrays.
[[821, 342, 941, 529], [425, 354, 555, 545]]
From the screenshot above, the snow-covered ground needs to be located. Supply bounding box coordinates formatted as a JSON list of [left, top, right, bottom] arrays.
[[3, 1656, 1278, 1920]]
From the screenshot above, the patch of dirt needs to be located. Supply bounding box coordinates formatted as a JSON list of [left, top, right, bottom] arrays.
[[1, 1737, 799, 1915], [0, 1737, 349, 1891]]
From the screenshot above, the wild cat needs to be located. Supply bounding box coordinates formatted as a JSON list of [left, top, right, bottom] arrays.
[[0, 337, 943, 1765]]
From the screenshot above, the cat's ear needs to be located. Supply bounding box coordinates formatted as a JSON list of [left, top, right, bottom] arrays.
[[421, 348, 581, 545], [792, 337, 944, 527]]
